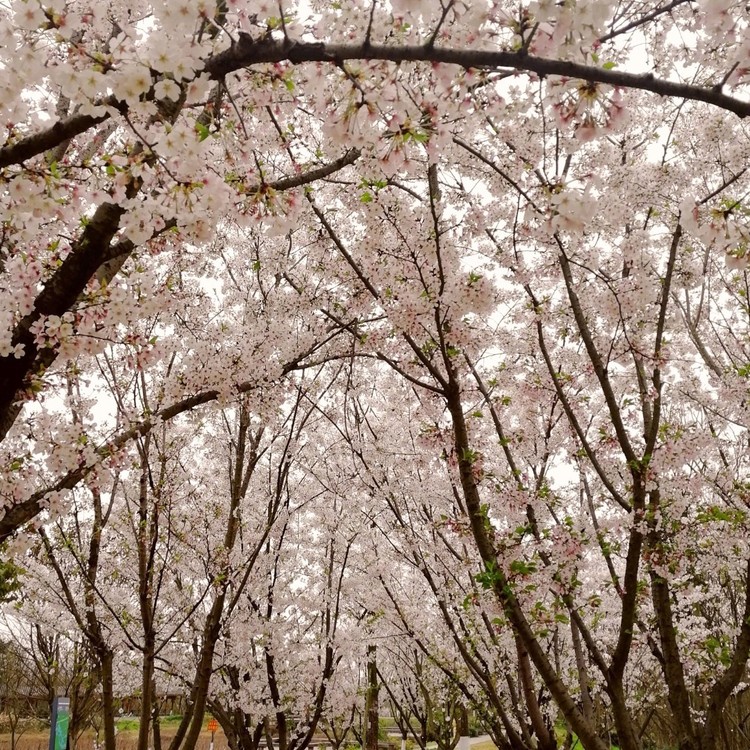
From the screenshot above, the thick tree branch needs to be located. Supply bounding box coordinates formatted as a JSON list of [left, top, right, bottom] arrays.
[[0, 150, 361, 451], [3, 39, 748, 169], [205, 40, 750, 118], [0, 199, 128, 441], [0, 102, 119, 168]]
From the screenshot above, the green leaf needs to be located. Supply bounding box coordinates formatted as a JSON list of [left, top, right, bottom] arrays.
[[461, 446, 478, 464], [602, 61, 617, 70], [0, 547, 23, 603], [475, 560, 502, 590], [196, 122, 210, 141], [509, 559, 537, 575]]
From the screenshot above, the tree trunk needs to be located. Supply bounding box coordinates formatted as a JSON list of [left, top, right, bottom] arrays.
[[100, 651, 117, 750], [153, 690, 163, 750], [365, 645, 379, 750], [515, 637, 556, 750], [137, 641, 155, 750]]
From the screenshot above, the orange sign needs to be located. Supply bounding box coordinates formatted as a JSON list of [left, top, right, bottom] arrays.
[[207, 719, 219, 733]]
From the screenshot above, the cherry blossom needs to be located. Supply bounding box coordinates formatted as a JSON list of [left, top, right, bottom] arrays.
[[1, 4, 750, 750]]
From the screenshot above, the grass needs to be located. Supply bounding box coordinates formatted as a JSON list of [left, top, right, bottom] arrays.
[[567, 734, 620, 750], [115, 715, 185, 733], [553, 725, 621, 750], [0, 716, 227, 750]]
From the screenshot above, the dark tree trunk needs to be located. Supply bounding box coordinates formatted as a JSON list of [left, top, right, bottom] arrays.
[[366, 645, 379, 750]]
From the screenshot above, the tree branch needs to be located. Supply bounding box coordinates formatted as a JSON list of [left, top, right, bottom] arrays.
[[3, 39, 748, 169]]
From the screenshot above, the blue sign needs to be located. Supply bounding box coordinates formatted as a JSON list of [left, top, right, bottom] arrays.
[[49, 697, 70, 750]]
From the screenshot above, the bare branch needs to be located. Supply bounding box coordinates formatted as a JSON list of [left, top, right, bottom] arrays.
[[598, 0, 695, 42]]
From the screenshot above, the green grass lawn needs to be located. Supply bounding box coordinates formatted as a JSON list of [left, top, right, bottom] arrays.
[[554, 725, 620, 750], [115, 715, 189, 733]]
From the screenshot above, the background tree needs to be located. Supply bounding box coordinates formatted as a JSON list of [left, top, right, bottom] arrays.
[[0, 638, 38, 750]]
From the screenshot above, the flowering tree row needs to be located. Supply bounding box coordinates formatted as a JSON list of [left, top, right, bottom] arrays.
[[2, 3, 750, 750]]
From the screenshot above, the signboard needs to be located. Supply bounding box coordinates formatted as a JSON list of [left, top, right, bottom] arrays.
[[48, 697, 70, 750], [208, 717, 218, 750]]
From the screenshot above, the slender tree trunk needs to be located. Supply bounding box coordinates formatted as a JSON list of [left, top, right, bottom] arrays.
[[136, 431, 158, 750], [168, 409, 263, 750], [153, 687, 163, 750], [571, 619, 594, 726], [168, 613, 223, 750], [647, 493, 697, 750], [100, 651, 117, 750], [137, 643, 155, 750], [515, 637, 556, 750], [366, 645, 379, 750]]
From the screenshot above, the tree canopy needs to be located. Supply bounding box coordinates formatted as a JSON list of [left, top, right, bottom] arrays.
[[1, 3, 750, 750]]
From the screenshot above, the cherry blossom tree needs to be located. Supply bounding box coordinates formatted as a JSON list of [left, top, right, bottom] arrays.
[[207, 418, 360, 750], [0, 622, 100, 750], [1, 0, 749, 539], [2, 4, 750, 750], [326, 362, 560, 750], [11, 329, 375, 750]]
